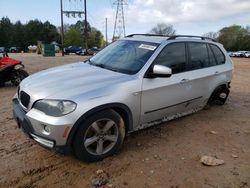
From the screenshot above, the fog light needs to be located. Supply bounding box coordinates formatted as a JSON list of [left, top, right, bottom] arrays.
[[44, 125, 51, 133]]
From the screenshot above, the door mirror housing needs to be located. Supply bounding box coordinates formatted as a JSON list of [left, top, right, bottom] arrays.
[[148, 64, 172, 78]]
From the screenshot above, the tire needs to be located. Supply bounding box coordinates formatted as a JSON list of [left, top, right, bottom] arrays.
[[11, 69, 29, 86], [208, 85, 230, 106], [73, 109, 126, 162]]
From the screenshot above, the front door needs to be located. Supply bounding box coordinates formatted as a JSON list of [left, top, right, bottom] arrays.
[[141, 42, 195, 124]]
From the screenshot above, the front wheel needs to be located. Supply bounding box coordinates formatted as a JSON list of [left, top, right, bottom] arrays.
[[73, 109, 126, 162], [11, 69, 29, 86]]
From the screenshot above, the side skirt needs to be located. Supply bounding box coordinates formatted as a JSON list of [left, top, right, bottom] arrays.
[[130, 106, 204, 132]]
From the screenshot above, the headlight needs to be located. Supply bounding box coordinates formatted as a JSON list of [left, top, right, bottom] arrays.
[[33, 99, 77, 117]]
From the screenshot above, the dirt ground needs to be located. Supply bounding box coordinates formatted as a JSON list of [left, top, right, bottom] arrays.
[[0, 54, 249, 188]]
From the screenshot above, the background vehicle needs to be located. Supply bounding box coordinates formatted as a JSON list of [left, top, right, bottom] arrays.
[[0, 47, 7, 53], [13, 34, 233, 162], [228, 51, 234, 57], [233, 51, 248, 57], [9, 47, 20, 53], [75, 48, 87, 55], [244, 51, 250, 58], [63, 46, 82, 54], [86, 47, 100, 55], [233, 51, 242, 57], [76, 47, 101, 56], [0, 55, 29, 86]]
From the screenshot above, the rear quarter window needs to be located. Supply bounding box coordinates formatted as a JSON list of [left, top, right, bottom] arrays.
[[210, 44, 225, 65], [207, 44, 217, 67]]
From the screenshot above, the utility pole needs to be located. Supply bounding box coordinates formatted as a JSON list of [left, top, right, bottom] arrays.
[[60, 0, 86, 55], [84, 0, 88, 49], [112, 0, 127, 41], [60, 0, 64, 56], [105, 18, 108, 46]]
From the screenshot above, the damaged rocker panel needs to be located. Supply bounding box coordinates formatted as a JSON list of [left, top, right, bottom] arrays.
[[135, 106, 203, 131]]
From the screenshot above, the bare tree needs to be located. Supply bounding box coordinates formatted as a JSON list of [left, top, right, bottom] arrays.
[[149, 23, 176, 36], [203, 32, 219, 39]]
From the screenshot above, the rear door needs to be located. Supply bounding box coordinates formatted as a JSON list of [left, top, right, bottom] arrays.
[[185, 42, 226, 108]]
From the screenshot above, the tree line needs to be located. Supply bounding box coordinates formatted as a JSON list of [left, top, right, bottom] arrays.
[[1, 17, 249, 52], [63, 20, 104, 48], [204, 25, 250, 51], [150, 23, 250, 51], [0, 17, 104, 51], [0, 17, 59, 51]]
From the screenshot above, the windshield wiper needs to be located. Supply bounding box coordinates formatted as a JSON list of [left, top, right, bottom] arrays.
[[94, 63, 105, 68], [85, 59, 93, 64], [86, 59, 105, 68], [105, 66, 119, 72], [88, 62, 119, 72]]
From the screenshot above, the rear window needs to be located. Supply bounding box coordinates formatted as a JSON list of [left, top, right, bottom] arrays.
[[210, 44, 225, 65]]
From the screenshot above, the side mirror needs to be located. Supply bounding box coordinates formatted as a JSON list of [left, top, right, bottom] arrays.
[[150, 64, 172, 78]]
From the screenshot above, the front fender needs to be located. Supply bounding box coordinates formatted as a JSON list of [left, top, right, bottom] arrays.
[[65, 103, 133, 148]]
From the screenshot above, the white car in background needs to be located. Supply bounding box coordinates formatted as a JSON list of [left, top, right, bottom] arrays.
[[244, 51, 250, 58]]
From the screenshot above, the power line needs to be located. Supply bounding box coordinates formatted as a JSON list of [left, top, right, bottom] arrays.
[[60, 0, 87, 56]]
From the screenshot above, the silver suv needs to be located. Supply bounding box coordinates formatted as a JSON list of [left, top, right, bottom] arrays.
[[13, 34, 233, 161]]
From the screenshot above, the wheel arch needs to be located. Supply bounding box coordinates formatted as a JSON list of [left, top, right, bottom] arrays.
[[208, 82, 230, 104], [66, 103, 133, 147]]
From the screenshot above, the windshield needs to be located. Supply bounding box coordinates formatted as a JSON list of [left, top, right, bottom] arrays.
[[89, 40, 159, 74]]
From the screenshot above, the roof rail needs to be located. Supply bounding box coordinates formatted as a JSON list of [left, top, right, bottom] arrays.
[[167, 35, 216, 42], [126, 34, 170, 37]]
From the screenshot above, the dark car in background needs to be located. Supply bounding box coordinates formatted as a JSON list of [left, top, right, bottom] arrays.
[[75, 48, 87, 56], [63, 46, 82, 54], [0, 47, 7, 53], [75, 47, 101, 56], [9, 47, 20, 53], [86, 47, 100, 55]]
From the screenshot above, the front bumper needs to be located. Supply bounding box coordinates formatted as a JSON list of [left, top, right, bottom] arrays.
[[12, 98, 71, 153]]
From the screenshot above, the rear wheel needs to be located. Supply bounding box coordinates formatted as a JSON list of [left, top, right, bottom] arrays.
[[73, 109, 126, 162], [208, 85, 230, 106], [11, 69, 29, 86]]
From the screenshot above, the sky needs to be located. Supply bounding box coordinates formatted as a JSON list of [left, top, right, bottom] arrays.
[[0, 0, 250, 42]]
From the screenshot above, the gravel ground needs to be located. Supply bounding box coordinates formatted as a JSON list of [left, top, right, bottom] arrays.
[[0, 54, 249, 188]]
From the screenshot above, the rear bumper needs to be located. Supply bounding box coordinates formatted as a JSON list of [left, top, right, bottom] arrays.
[[12, 98, 71, 154]]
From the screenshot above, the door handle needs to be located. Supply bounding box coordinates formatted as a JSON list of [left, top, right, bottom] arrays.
[[214, 71, 220, 75], [180, 79, 189, 84]]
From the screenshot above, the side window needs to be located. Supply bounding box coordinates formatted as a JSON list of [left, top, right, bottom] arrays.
[[188, 42, 209, 70], [154, 43, 186, 74], [210, 45, 225, 65], [207, 44, 217, 67]]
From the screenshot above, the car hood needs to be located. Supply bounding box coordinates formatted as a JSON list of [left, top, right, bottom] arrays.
[[20, 62, 132, 100]]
